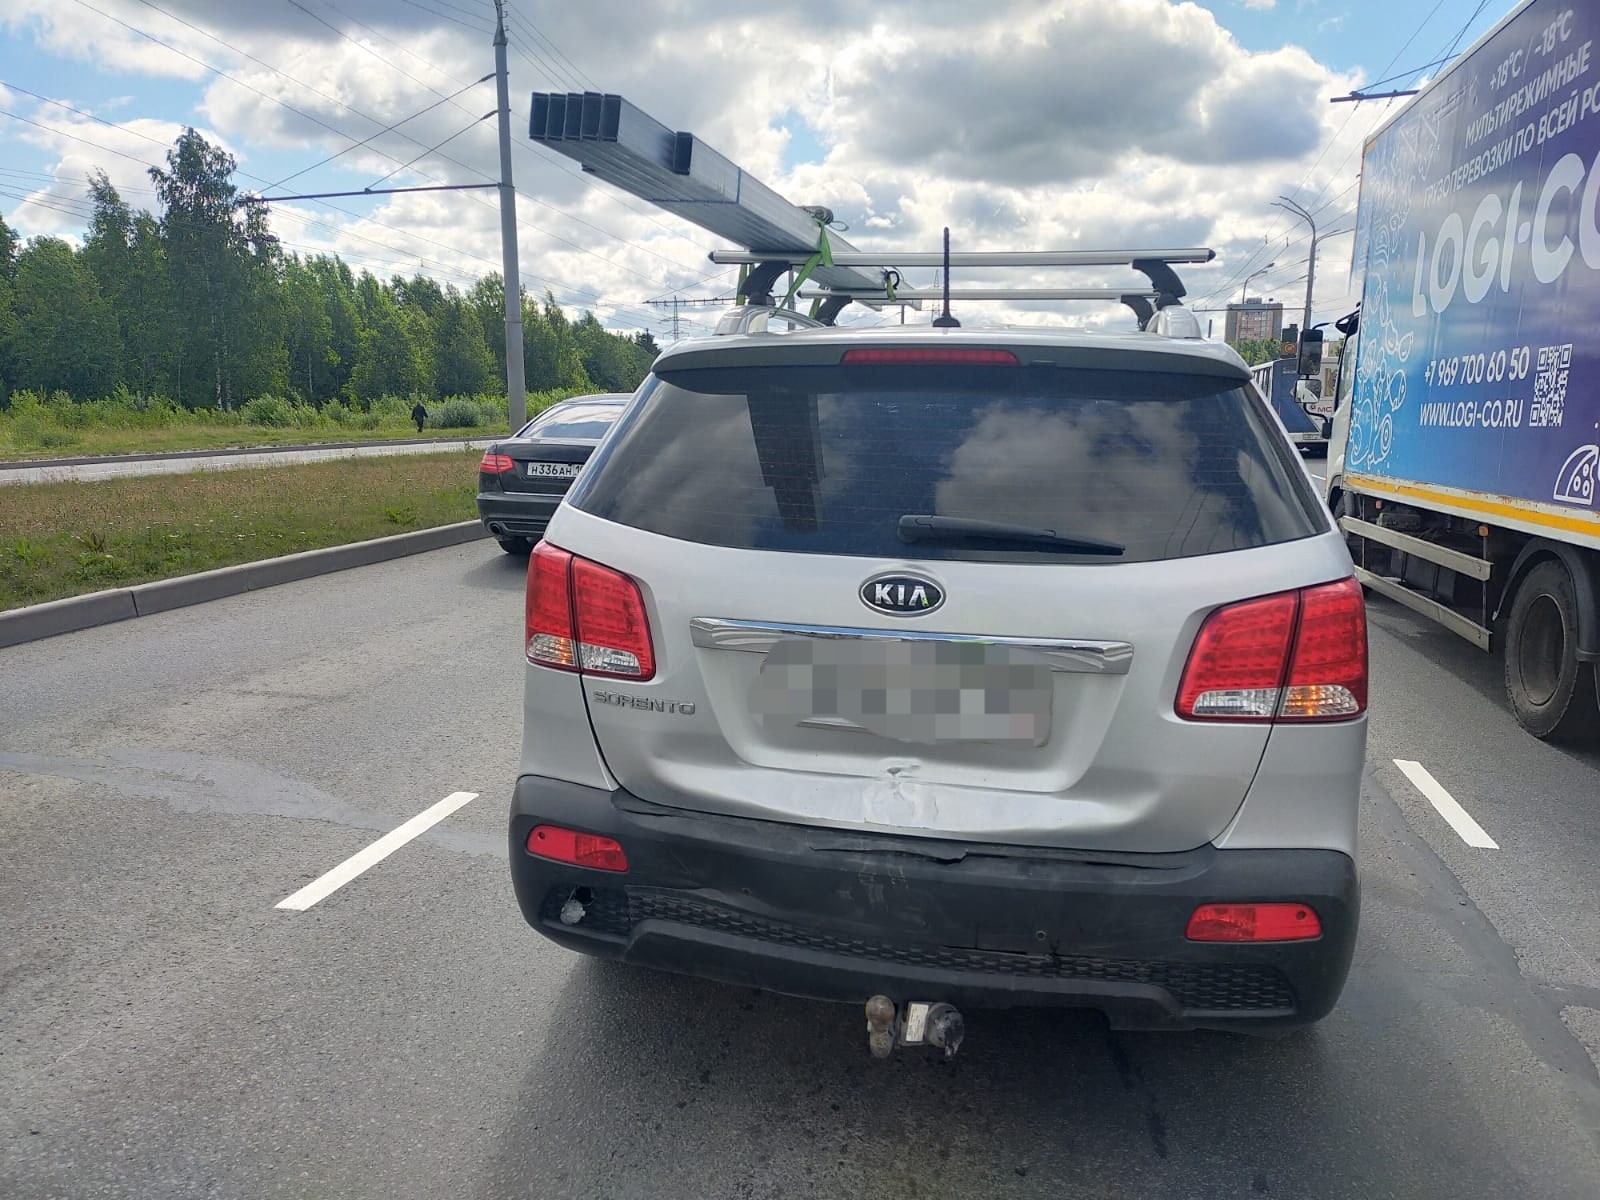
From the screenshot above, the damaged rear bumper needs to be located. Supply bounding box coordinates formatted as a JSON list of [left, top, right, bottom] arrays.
[[508, 775, 1359, 1032]]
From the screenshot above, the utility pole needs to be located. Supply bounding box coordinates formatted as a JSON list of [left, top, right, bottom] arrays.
[[1272, 195, 1317, 339], [493, 0, 527, 432]]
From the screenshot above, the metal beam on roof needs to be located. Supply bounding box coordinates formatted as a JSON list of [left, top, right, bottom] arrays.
[[528, 92, 894, 299]]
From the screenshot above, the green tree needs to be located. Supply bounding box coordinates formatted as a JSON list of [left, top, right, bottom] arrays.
[[283, 255, 338, 403], [4, 237, 119, 397], [150, 128, 285, 407], [524, 295, 591, 393], [433, 288, 496, 398], [1230, 337, 1282, 367], [0, 211, 17, 283], [309, 255, 360, 402], [0, 213, 15, 402], [349, 287, 430, 401]]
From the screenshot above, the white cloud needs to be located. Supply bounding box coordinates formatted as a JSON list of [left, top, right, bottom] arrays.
[[0, 0, 1376, 330], [1242, 0, 1278, 10]]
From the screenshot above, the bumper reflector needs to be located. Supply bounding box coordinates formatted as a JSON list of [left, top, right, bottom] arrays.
[[1186, 903, 1322, 942], [526, 825, 629, 872]]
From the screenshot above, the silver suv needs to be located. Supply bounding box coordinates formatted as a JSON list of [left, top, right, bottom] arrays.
[[508, 319, 1366, 1042]]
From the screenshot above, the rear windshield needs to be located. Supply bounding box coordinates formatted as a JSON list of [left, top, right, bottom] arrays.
[[568, 364, 1320, 564], [519, 405, 623, 440]]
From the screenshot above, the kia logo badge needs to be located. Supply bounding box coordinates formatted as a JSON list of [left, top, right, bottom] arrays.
[[860, 573, 945, 617]]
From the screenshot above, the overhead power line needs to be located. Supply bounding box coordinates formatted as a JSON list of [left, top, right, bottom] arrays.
[[280, 0, 729, 286], [87, 0, 703, 302], [260, 72, 494, 194], [1200, 0, 1453, 309], [0, 105, 659, 326], [391, 0, 491, 34]]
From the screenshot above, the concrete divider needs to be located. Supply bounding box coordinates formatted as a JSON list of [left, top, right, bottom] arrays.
[[0, 521, 489, 649]]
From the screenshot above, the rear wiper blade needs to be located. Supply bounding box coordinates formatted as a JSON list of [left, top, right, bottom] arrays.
[[897, 515, 1124, 556]]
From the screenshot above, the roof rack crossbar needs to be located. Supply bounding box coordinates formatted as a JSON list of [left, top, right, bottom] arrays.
[[798, 288, 1160, 303], [710, 249, 1215, 268]]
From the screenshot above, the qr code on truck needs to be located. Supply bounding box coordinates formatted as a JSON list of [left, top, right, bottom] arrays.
[[1530, 343, 1572, 428]]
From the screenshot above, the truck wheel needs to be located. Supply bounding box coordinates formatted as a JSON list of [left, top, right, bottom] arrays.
[[1503, 560, 1600, 741]]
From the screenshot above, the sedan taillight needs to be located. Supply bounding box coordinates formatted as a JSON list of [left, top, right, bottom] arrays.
[[480, 452, 514, 473]]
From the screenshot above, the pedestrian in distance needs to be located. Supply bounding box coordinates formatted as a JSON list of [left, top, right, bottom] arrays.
[[412, 401, 428, 434]]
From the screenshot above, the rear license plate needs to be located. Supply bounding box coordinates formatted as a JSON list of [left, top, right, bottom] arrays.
[[525, 462, 579, 478], [751, 637, 1052, 745]]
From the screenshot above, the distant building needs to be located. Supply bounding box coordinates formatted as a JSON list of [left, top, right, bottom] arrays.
[[1225, 298, 1284, 343]]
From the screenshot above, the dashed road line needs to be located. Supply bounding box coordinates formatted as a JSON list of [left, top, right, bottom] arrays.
[[275, 791, 480, 911], [1393, 760, 1499, 849]]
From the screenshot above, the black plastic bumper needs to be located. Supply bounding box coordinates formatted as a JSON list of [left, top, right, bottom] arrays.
[[476, 491, 561, 537], [509, 776, 1360, 1032]]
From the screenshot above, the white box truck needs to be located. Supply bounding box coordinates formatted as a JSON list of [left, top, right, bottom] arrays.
[[1326, 0, 1600, 740]]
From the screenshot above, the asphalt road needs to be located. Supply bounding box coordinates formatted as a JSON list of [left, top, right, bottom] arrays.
[[0, 437, 494, 486], [4, 532, 1600, 1199]]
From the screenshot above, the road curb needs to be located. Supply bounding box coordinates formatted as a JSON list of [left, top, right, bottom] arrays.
[[0, 521, 489, 649]]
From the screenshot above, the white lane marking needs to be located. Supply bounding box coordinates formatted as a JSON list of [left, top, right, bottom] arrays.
[[275, 791, 479, 910], [1393, 760, 1499, 849]]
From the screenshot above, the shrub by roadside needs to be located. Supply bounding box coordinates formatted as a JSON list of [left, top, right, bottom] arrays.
[[0, 387, 586, 460]]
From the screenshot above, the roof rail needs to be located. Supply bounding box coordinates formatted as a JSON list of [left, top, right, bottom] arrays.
[[713, 306, 828, 336], [527, 92, 1213, 330]]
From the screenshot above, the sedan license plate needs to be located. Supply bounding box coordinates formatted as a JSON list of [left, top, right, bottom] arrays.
[[750, 637, 1052, 745], [525, 461, 579, 478]]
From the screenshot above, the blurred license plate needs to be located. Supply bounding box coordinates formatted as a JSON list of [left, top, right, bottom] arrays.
[[526, 462, 579, 478], [750, 638, 1052, 745]]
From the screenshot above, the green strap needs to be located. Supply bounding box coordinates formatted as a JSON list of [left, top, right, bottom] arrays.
[[781, 222, 833, 310]]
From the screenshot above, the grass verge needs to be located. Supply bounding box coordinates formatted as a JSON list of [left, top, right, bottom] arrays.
[[0, 450, 480, 612], [0, 423, 489, 461]]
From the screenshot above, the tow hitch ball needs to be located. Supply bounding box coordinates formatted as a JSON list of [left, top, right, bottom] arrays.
[[865, 995, 965, 1060]]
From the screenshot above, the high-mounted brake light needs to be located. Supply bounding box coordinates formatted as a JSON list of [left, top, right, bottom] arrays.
[[525, 543, 655, 680], [480, 451, 515, 473], [840, 347, 1019, 365], [526, 824, 629, 872], [1186, 903, 1322, 942], [1176, 577, 1367, 721]]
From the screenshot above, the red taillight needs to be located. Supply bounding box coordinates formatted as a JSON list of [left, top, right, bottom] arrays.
[[526, 541, 577, 669], [840, 347, 1019, 365], [1281, 577, 1367, 719], [1175, 591, 1298, 720], [1175, 578, 1367, 722], [480, 451, 514, 473], [571, 556, 655, 678], [1186, 903, 1322, 942], [524, 543, 654, 679], [526, 824, 629, 872]]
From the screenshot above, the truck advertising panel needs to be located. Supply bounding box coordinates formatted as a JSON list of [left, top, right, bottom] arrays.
[[1348, 0, 1600, 522]]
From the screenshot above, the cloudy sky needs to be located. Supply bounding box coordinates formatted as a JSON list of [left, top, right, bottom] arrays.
[[0, 0, 1507, 338]]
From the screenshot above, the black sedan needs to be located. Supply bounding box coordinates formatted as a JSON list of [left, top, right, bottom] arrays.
[[476, 393, 631, 554]]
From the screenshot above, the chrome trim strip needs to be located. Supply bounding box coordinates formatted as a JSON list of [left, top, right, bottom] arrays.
[[689, 617, 1133, 675]]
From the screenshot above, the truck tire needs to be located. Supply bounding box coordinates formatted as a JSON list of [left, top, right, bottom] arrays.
[[1502, 560, 1600, 741]]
